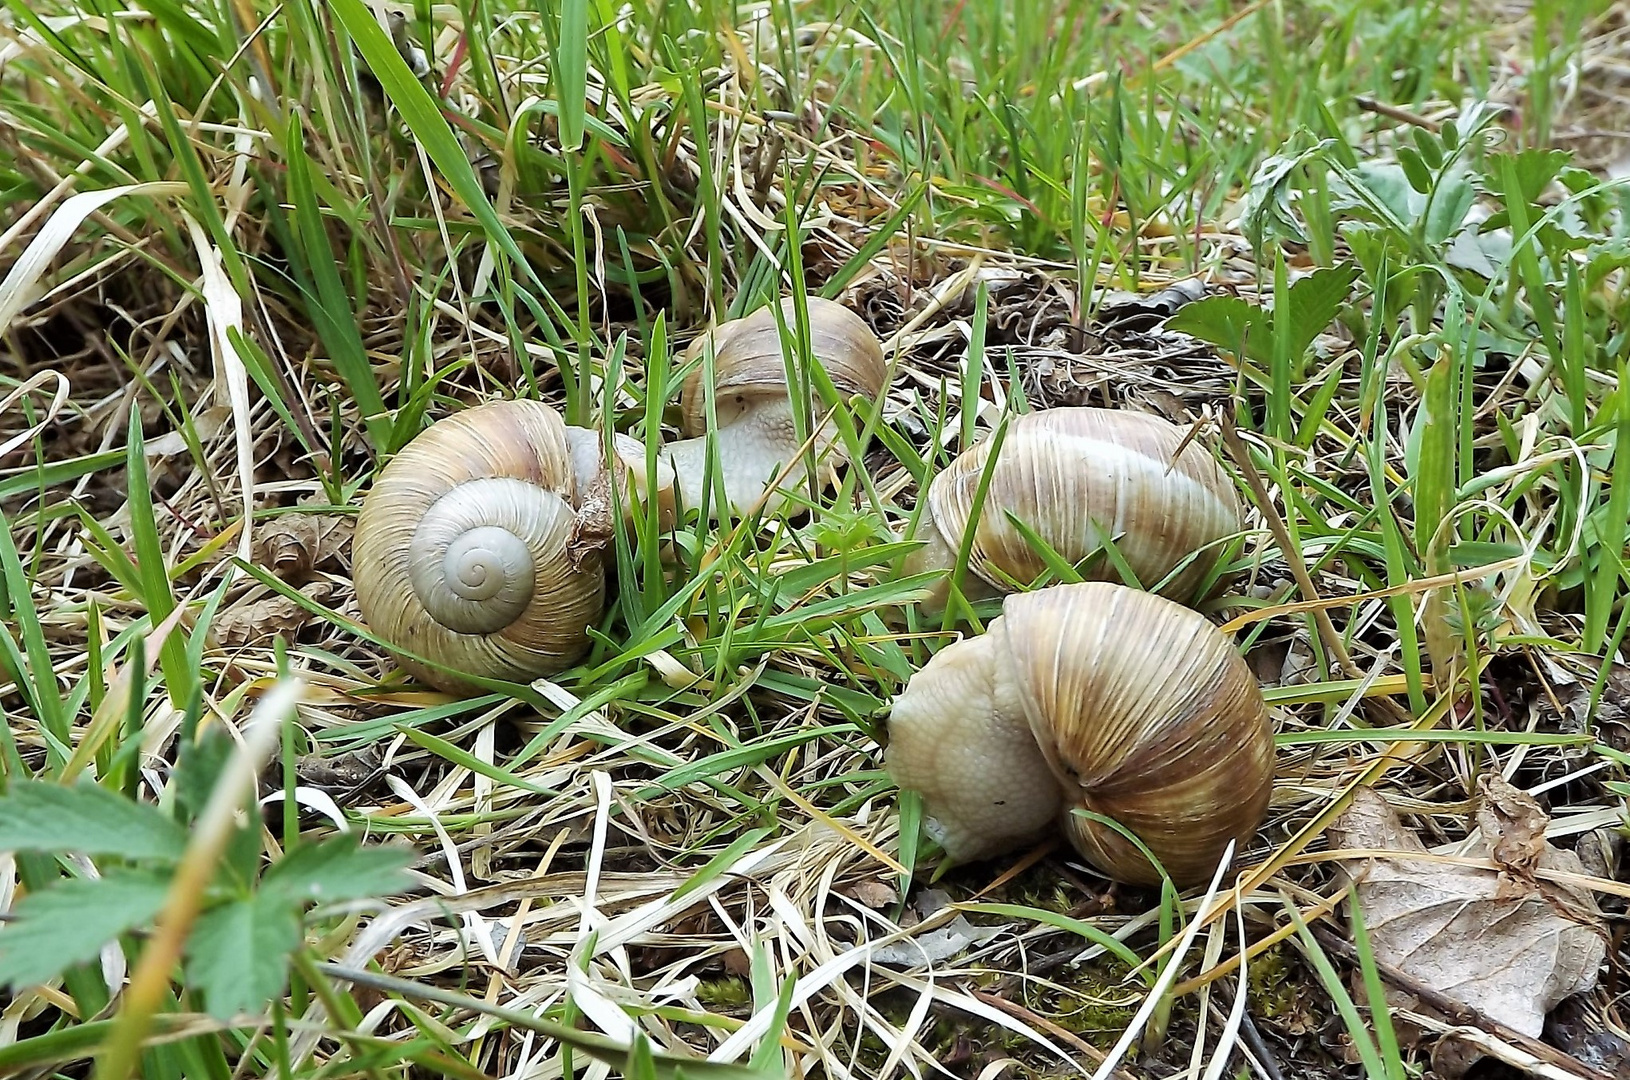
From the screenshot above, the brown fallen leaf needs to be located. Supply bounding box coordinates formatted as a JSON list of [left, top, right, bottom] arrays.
[[1477, 772, 1549, 895], [212, 582, 333, 649], [1328, 784, 1606, 1047], [842, 879, 900, 909], [295, 745, 382, 792], [258, 514, 354, 582]]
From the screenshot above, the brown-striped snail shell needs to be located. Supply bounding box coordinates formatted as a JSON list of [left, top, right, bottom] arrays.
[[884, 580, 1274, 887], [904, 408, 1243, 612], [351, 296, 887, 693], [352, 399, 623, 693]]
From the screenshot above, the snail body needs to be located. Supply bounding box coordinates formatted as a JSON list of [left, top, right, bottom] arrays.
[[351, 296, 887, 693], [665, 296, 887, 516], [904, 408, 1243, 612], [884, 580, 1274, 887]]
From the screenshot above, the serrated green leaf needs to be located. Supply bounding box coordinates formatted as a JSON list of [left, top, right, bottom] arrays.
[[167, 721, 264, 891], [0, 780, 187, 861], [172, 724, 234, 826], [1166, 295, 1269, 365], [185, 892, 300, 1020], [0, 870, 170, 988], [1284, 263, 1361, 364], [1497, 147, 1573, 208], [259, 834, 413, 906]]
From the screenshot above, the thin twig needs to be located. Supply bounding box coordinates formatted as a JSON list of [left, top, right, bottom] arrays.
[[1353, 96, 1442, 132], [1218, 413, 1362, 680]]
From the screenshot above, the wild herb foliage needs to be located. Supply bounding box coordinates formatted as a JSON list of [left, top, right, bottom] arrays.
[[0, 770, 414, 1018], [0, 0, 1627, 1079]]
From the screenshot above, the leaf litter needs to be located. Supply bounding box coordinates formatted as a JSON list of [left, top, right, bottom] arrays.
[[1329, 780, 1607, 1044]]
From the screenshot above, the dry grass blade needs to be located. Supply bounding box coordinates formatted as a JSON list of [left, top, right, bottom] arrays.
[[0, 181, 188, 333]]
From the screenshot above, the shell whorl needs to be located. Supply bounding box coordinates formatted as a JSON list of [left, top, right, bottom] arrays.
[[407, 478, 565, 634], [884, 580, 1275, 889], [920, 407, 1244, 605], [996, 582, 1274, 887], [353, 399, 609, 692]]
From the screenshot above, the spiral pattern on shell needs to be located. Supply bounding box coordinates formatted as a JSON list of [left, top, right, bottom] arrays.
[[913, 408, 1243, 606], [353, 399, 610, 693], [1000, 582, 1274, 887], [885, 580, 1274, 888]]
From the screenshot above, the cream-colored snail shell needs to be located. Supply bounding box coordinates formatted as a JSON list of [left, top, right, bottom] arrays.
[[884, 580, 1275, 888], [666, 296, 888, 516], [352, 399, 614, 694], [350, 295, 885, 693], [905, 408, 1243, 611]]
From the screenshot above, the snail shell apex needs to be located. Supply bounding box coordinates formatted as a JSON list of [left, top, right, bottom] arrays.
[[885, 580, 1274, 888], [911, 408, 1244, 607], [353, 399, 610, 693]]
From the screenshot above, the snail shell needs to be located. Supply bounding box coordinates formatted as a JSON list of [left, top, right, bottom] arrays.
[[884, 580, 1274, 887], [352, 399, 613, 693], [351, 295, 887, 691], [668, 296, 888, 514], [906, 408, 1243, 610]]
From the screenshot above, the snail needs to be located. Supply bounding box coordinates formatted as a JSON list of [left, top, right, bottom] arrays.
[[665, 296, 887, 516], [351, 296, 887, 693], [902, 408, 1243, 613], [883, 580, 1275, 887]]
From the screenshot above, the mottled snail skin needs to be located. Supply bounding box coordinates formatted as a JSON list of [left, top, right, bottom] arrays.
[[665, 296, 888, 517], [904, 408, 1244, 613], [351, 296, 888, 693], [885, 581, 1274, 888]]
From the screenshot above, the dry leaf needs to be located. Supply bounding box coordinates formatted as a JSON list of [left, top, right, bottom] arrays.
[[296, 745, 382, 791], [871, 913, 1005, 967], [1329, 785, 1606, 1044], [566, 472, 615, 567], [258, 515, 353, 581], [1475, 772, 1548, 896], [212, 582, 332, 648], [842, 879, 899, 909]]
